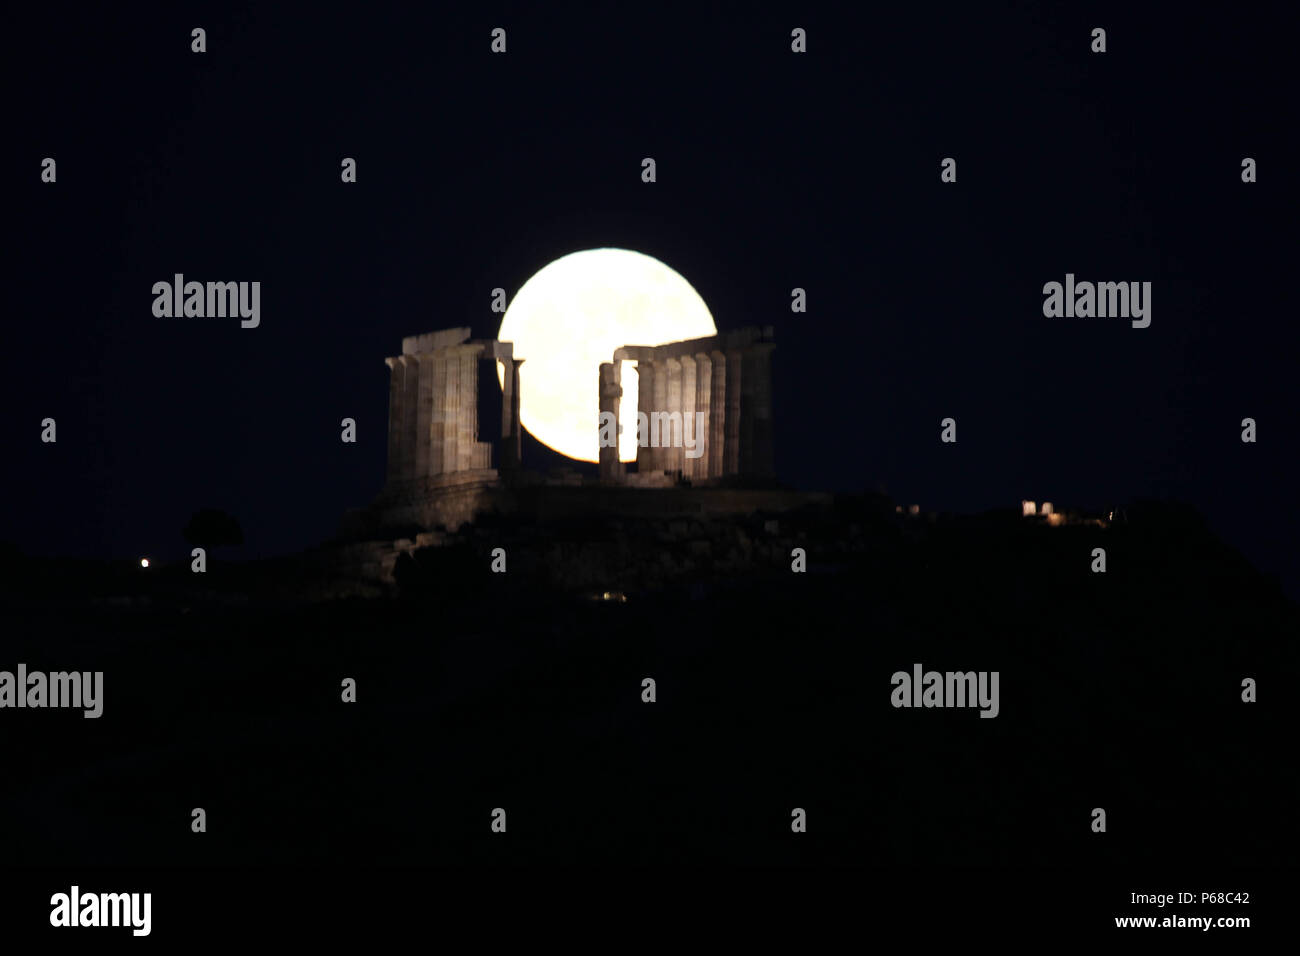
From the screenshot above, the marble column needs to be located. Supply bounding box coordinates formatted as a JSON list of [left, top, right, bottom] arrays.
[[664, 357, 683, 474], [415, 353, 437, 478], [724, 350, 744, 476], [598, 362, 623, 482], [739, 348, 757, 476], [508, 359, 523, 470], [441, 350, 461, 474], [693, 352, 712, 480], [399, 354, 420, 481], [429, 352, 447, 475], [679, 354, 697, 479], [635, 360, 655, 473], [746, 343, 775, 480], [651, 358, 669, 472], [457, 348, 478, 472], [709, 349, 726, 479], [499, 358, 517, 472]]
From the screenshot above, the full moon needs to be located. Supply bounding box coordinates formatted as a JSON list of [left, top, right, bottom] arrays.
[[497, 248, 717, 463]]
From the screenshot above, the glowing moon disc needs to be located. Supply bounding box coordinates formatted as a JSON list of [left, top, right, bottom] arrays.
[[497, 249, 716, 463]]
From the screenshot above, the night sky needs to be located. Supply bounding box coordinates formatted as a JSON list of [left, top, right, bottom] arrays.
[[7, 3, 1296, 594]]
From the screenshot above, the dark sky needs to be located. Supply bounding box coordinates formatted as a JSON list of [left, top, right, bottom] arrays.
[[7, 3, 1296, 594]]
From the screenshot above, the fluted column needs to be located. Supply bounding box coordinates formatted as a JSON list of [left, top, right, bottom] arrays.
[[457, 348, 478, 472], [709, 349, 726, 479], [651, 358, 669, 472], [664, 357, 683, 475], [746, 343, 775, 480], [429, 352, 447, 475], [442, 350, 461, 473], [598, 362, 623, 482], [739, 348, 757, 476], [693, 352, 712, 479], [679, 354, 697, 479], [508, 359, 523, 470], [499, 358, 517, 472], [724, 350, 744, 476], [399, 355, 420, 481], [635, 360, 655, 473], [415, 353, 437, 478]]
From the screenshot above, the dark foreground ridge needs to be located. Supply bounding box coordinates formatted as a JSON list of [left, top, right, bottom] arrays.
[[0, 496, 1295, 866]]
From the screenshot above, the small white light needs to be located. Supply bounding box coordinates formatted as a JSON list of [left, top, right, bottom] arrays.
[[140, 558, 150, 568]]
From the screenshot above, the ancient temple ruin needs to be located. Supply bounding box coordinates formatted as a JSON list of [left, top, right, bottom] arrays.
[[383, 324, 774, 490], [346, 324, 781, 536], [598, 326, 775, 485], [382, 327, 522, 488]]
